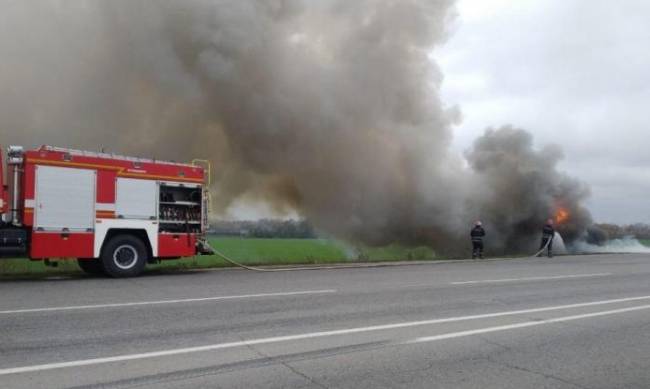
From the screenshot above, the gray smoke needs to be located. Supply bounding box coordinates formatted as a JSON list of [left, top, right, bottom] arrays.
[[0, 0, 592, 254], [465, 126, 592, 254]]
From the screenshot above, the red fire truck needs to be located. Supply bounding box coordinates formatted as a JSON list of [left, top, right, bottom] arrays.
[[0, 145, 213, 277]]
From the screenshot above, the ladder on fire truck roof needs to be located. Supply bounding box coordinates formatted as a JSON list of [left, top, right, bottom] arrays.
[[38, 145, 195, 167]]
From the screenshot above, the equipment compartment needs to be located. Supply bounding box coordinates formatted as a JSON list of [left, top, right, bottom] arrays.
[[158, 184, 202, 233]]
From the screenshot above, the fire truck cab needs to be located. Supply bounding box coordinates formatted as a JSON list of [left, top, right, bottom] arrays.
[[0, 145, 213, 277]]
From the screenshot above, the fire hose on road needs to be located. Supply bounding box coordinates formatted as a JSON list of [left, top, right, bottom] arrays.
[[530, 236, 553, 258], [210, 247, 377, 272]]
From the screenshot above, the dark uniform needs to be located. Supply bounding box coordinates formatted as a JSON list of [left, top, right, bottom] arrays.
[[539, 222, 555, 257], [470, 225, 486, 259]]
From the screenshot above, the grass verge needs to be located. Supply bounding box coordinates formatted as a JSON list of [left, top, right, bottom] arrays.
[[0, 237, 438, 278]]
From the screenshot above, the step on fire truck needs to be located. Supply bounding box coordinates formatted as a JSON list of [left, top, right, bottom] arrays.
[[0, 145, 213, 277]]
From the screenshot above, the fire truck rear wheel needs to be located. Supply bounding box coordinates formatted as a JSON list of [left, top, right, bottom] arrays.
[[101, 235, 148, 278], [77, 258, 105, 275]]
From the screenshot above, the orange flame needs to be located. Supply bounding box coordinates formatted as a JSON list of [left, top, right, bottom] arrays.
[[555, 208, 570, 224]]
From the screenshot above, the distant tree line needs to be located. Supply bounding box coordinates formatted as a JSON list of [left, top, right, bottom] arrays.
[[209, 219, 317, 239], [592, 223, 650, 241], [209, 220, 650, 242]]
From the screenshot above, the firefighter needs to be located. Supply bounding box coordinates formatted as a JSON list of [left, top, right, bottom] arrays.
[[470, 221, 486, 259], [539, 218, 555, 258]]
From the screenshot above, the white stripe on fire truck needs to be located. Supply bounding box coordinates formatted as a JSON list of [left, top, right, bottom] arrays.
[[23, 200, 115, 211], [96, 203, 116, 211]]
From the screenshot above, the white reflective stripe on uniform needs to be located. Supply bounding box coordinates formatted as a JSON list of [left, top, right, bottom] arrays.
[[96, 203, 116, 211], [24, 199, 35, 208]]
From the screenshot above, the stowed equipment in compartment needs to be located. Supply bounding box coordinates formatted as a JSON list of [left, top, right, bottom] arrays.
[[159, 183, 202, 233]]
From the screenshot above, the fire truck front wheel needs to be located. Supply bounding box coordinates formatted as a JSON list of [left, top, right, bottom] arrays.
[[101, 235, 148, 278]]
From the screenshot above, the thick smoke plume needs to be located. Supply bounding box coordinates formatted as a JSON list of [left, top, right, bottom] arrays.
[[0, 0, 592, 254], [465, 126, 592, 254]]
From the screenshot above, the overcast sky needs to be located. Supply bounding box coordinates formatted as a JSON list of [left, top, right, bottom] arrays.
[[438, 0, 650, 224]]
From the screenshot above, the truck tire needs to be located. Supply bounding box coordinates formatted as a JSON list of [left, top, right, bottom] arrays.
[[100, 235, 148, 278], [77, 258, 104, 275]]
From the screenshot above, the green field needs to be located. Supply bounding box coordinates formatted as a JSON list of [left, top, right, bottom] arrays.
[[640, 239, 650, 247], [0, 237, 437, 278]]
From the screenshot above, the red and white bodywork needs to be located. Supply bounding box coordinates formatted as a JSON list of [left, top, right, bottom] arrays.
[[0, 145, 212, 277]]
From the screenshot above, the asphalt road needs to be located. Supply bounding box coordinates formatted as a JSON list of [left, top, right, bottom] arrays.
[[2, 254, 650, 388]]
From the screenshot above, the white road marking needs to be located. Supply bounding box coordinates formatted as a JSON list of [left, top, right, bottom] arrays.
[[0, 289, 337, 315], [2, 294, 650, 375], [407, 303, 650, 345], [451, 273, 611, 285]]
